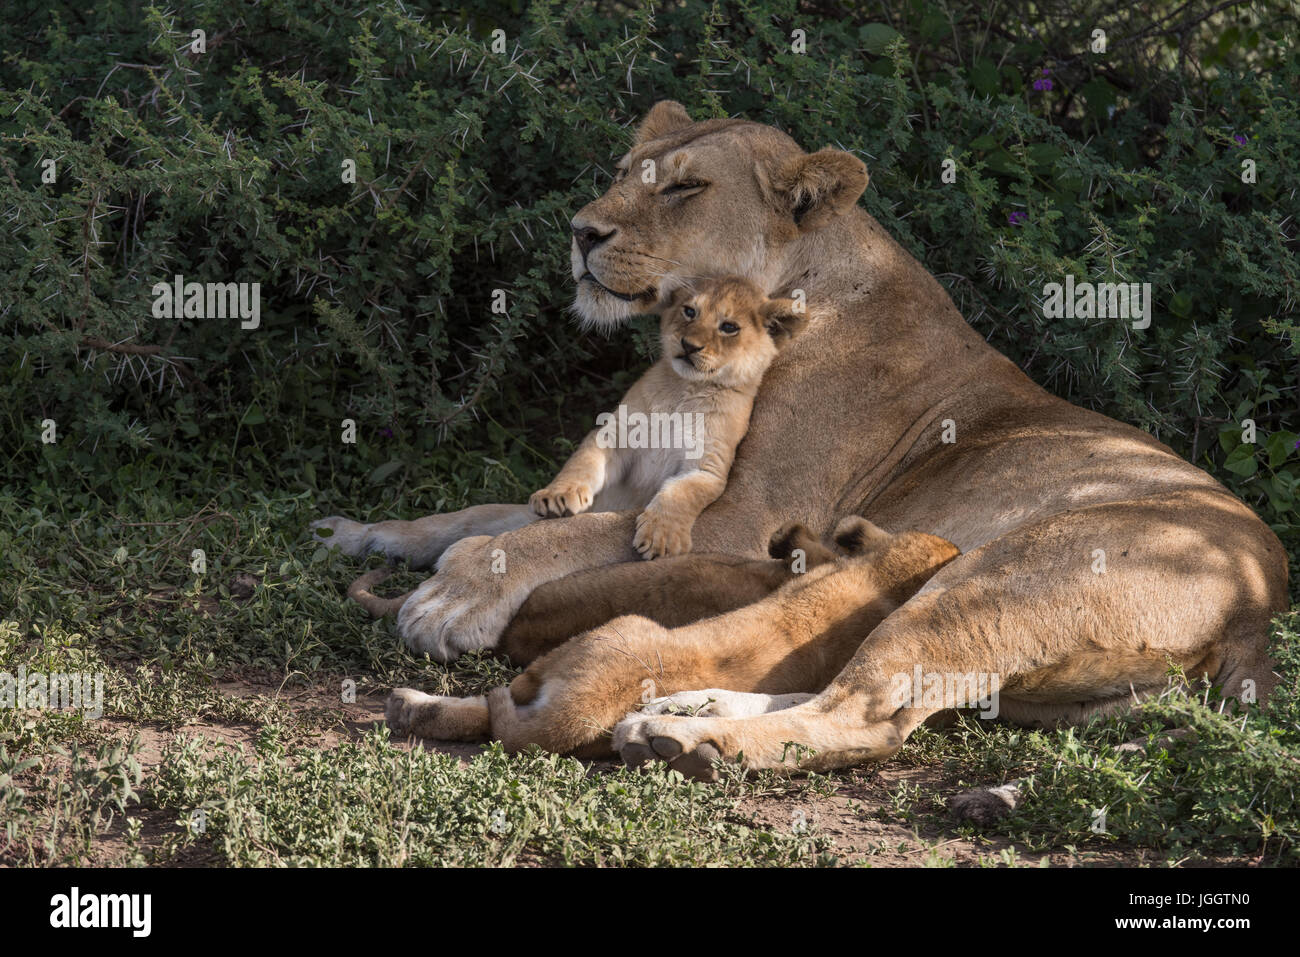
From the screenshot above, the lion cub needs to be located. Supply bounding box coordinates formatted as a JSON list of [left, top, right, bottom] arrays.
[[531, 276, 806, 558], [384, 517, 963, 758]]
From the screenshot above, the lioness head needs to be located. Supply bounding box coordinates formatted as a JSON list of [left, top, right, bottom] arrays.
[[570, 100, 869, 329], [655, 276, 805, 387]]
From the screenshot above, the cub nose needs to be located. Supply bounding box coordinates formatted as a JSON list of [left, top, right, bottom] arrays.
[[680, 338, 702, 355], [571, 223, 615, 259]]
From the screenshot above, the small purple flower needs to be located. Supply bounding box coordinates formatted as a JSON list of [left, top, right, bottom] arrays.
[[379, 427, 394, 439], [1232, 134, 1248, 147], [1032, 68, 1053, 92], [1294, 438, 1300, 450], [1008, 211, 1028, 226]]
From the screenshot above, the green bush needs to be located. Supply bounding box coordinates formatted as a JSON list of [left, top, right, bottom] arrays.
[[2, 0, 1297, 557]]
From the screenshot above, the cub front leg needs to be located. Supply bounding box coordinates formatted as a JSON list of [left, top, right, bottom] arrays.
[[530, 433, 612, 517], [633, 470, 726, 559]]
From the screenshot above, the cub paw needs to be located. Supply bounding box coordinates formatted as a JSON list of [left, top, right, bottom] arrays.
[[767, 522, 818, 562], [530, 482, 595, 518], [832, 515, 892, 556], [386, 687, 438, 737], [633, 509, 693, 560]]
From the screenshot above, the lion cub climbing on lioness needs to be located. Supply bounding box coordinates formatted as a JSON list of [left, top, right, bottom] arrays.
[[531, 276, 806, 559]]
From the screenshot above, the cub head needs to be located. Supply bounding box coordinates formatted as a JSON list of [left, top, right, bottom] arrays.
[[570, 100, 869, 329], [655, 277, 806, 387], [831, 516, 961, 601]]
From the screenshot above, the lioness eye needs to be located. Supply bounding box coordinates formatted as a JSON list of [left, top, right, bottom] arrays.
[[664, 181, 707, 195], [720, 321, 739, 334], [683, 306, 697, 319]]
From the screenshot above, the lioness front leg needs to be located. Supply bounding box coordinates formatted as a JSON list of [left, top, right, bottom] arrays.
[[397, 510, 643, 659], [633, 470, 726, 559], [311, 503, 538, 569]]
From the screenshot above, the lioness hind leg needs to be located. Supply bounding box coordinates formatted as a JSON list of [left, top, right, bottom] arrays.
[[385, 688, 489, 740], [612, 698, 906, 780], [636, 689, 815, 718]]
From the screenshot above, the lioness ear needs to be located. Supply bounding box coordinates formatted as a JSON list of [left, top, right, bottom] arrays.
[[760, 298, 808, 344], [653, 283, 691, 313], [636, 101, 693, 145], [773, 148, 869, 230]]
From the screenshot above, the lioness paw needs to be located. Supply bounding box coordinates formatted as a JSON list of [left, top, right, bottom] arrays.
[[633, 509, 693, 559], [612, 713, 725, 781], [530, 482, 594, 518]]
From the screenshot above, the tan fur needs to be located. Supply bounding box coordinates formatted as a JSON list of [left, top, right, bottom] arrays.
[[530, 277, 804, 559], [321, 101, 1289, 780], [348, 523, 834, 665], [388, 519, 958, 758], [500, 521, 832, 663]]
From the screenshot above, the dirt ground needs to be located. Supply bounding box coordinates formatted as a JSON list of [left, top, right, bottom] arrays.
[[42, 671, 1237, 868]]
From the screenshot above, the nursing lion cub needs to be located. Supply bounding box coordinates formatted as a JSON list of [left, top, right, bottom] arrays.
[[530, 276, 806, 559], [385, 517, 961, 758]]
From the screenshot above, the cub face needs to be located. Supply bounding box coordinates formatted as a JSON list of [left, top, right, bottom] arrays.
[[656, 277, 807, 387]]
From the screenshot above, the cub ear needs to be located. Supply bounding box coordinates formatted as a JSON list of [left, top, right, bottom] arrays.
[[636, 101, 693, 145], [832, 516, 893, 556], [760, 298, 809, 344], [772, 148, 869, 230]]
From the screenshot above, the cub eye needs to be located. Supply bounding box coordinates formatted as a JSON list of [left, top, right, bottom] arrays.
[[682, 306, 697, 319], [719, 321, 740, 335]]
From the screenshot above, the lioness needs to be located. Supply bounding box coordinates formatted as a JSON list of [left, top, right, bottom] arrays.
[[316, 101, 1288, 793], [385, 518, 960, 760], [531, 276, 805, 559]]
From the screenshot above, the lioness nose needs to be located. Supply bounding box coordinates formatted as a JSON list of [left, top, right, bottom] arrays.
[[680, 338, 702, 355], [572, 223, 615, 258]]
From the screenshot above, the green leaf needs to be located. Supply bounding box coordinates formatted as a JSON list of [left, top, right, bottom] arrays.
[[919, 13, 947, 42], [368, 460, 405, 484], [1268, 473, 1295, 506], [859, 23, 902, 55], [1223, 443, 1258, 477], [1080, 78, 1116, 120], [985, 149, 1020, 174], [1266, 431, 1299, 469], [970, 58, 999, 96], [970, 134, 999, 151], [1026, 144, 1064, 169]]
